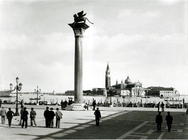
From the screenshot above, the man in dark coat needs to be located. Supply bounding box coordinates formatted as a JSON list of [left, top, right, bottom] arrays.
[[64, 100, 68, 108], [94, 108, 101, 126], [44, 107, 50, 128], [92, 99, 96, 111], [165, 112, 173, 132], [6, 108, 14, 127], [155, 112, 163, 131], [21, 107, 28, 128], [161, 102, 164, 112], [49, 108, 55, 128], [157, 102, 160, 112]]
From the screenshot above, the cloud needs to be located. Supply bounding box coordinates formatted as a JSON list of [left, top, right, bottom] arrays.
[[117, 9, 160, 19], [89, 33, 187, 64], [158, 0, 184, 5]]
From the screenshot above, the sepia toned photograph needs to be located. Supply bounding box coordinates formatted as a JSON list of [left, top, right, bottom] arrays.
[[0, 0, 188, 139]]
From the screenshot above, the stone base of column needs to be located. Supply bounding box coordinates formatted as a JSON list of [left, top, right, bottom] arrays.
[[65, 103, 86, 111]]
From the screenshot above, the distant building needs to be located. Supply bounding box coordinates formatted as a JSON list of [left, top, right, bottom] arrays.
[[91, 88, 107, 96], [0, 90, 12, 97], [65, 90, 75, 95], [110, 77, 144, 97], [145, 87, 179, 98], [104, 64, 144, 97]]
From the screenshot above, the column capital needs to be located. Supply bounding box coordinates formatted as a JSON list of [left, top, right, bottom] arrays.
[[69, 22, 89, 37]]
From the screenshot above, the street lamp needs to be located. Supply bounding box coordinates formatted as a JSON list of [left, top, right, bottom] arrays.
[[10, 77, 22, 116], [34, 86, 41, 105]]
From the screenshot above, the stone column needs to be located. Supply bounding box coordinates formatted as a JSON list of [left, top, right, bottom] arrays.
[[69, 23, 89, 104]]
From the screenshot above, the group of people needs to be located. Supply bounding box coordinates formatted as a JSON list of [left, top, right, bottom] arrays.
[[60, 99, 74, 110], [155, 111, 173, 132], [0, 106, 36, 128], [44, 107, 63, 128], [0, 106, 63, 128], [0, 105, 101, 128], [0, 107, 14, 127], [19, 107, 37, 128], [157, 102, 165, 112]]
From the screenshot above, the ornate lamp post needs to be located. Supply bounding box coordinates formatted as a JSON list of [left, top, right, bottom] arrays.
[[10, 77, 22, 116], [34, 86, 41, 105]]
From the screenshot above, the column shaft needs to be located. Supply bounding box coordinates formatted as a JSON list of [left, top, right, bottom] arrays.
[[74, 36, 83, 103]]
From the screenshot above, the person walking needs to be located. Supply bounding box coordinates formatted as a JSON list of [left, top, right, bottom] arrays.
[[20, 100, 24, 108], [49, 108, 55, 128], [44, 107, 50, 128], [19, 106, 24, 125], [157, 102, 160, 112], [21, 107, 28, 128], [6, 108, 14, 127], [30, 108, 37, 126], [161, 102, 164, 112], [165, 112, 173, 132], [94, 108, 101, 126], [0, 107, 6, 124], [92, 99, 96, 111], [155, 111, 163, 132], [55, 108, 63, 128], [64, 100, 68, 108]]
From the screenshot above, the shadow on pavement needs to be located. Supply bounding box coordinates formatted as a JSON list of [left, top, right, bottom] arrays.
[[34, 110, 127, 140], [34, 111, 188, 139]]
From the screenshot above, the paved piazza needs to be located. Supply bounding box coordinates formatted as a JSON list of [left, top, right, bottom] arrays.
[[0, 106, 187, 139]]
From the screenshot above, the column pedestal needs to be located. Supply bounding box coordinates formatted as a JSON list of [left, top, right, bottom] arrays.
[[65, 103, 86, 111]]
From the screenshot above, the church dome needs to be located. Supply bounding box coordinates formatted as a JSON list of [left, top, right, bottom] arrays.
[[125, 76, 132, 84], [135, 81, 142, 87]]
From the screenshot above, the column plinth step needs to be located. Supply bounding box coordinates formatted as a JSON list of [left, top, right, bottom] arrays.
[[65, 103, 86, 111]]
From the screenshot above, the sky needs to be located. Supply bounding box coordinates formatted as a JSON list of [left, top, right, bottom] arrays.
[[0, 0, 188, 94]]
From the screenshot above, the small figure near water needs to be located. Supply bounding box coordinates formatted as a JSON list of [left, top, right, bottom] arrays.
[[92, 99, 96, 111], [161, 102, 164, 112], [157, 102, 160, 112]]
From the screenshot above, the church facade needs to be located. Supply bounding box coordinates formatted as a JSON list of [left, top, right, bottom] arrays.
[[105, 64, 145, 97]]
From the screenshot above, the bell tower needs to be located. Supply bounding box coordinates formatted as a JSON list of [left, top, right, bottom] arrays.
[[105, 63, 111, 89]]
